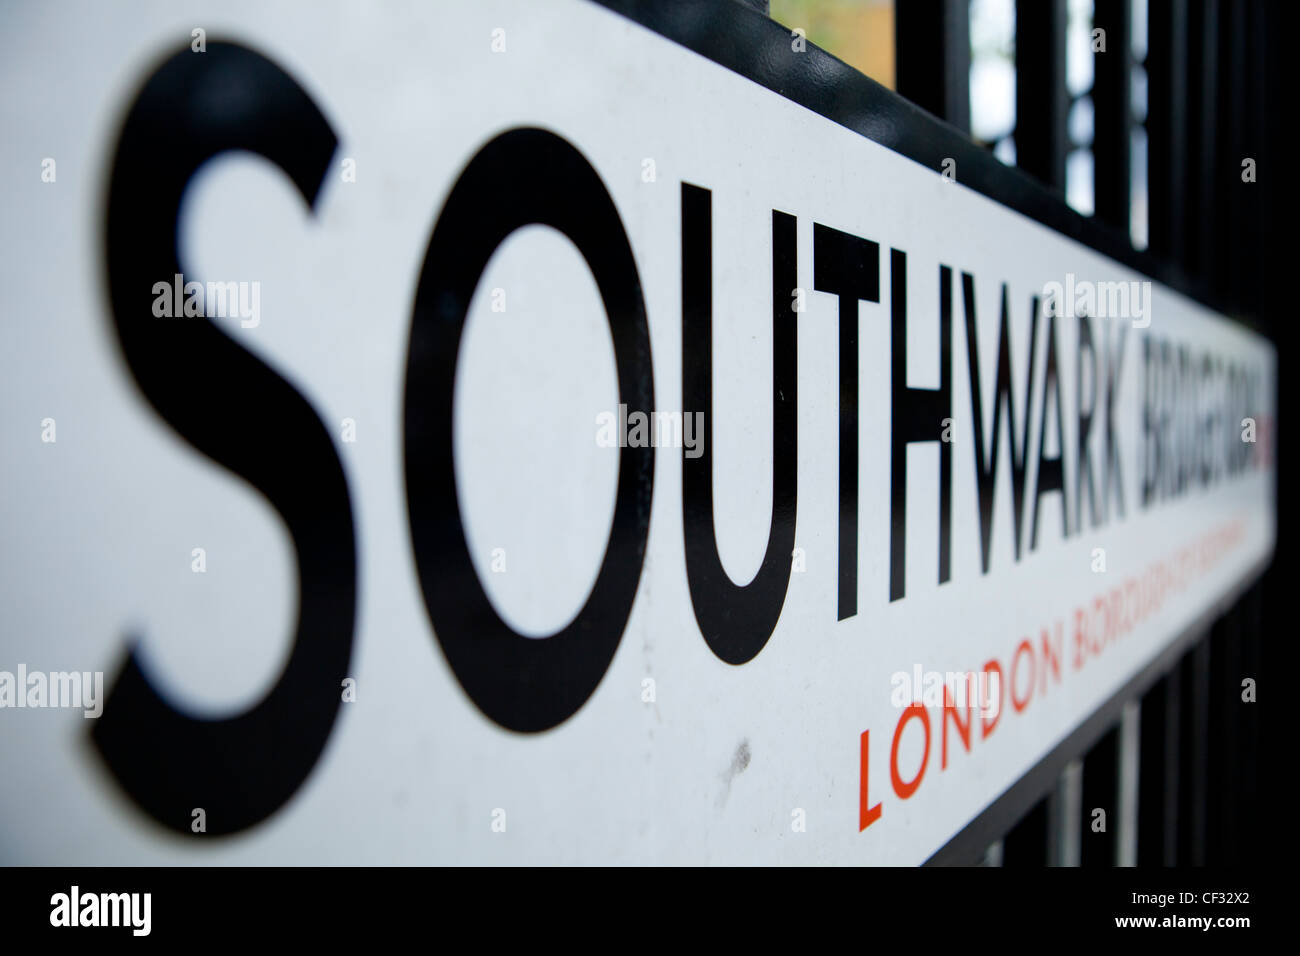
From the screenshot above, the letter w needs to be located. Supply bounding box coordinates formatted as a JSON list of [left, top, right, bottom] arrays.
[[964, 276, 1039, 571]]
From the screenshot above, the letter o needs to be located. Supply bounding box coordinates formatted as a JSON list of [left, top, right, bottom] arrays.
[[403, 128, 655, 732], [890, 703, 931, 799], [1011, 638, 1035, 712]]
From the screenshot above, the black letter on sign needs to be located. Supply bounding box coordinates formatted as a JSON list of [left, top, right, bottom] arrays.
[[1076, 315, 1098, 531], [965, 278, 1038, 571], [96, 43, 354, 835], [889, 253, 953, 602], [405, 129, 654, 731], [1103, 321, 1127, 520], [813, 223, 880, 620], [1030, 311, 1069, 549], [681, 184, 798, 665]]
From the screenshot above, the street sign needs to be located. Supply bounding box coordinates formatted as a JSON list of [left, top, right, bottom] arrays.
[[0, 0, 1274, 864]]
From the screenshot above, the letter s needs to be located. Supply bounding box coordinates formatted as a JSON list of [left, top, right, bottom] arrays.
[[94, 42, 355, 835]]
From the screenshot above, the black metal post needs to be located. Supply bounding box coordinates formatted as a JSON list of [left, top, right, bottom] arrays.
[[1093, 0, 1133, 235], [896, 0, 972, 134], [1014, 0, 1069, 192], [1146, 0, 1188, 263]]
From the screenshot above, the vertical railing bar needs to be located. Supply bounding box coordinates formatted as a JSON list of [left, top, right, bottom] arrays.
[[1146, 0, 1187, 262], [1014, 0, 1069, 192], [1214, 0, 1246, 311], [1161, 663, 1181, 865], [1184, 0, 1218, 286], [1137, 679, 1167, 864], [1241, 586, 1262, 859], [1188, 637, 1210, 866], [1238, 1, 1262, 321], [1048, 760, 1083, 866], [1117, 700, 1140, 866], [1081, 727, 1119, 865], [1093, 0, 1134, 234], [1221, 610, 1241, 861], [896, 0, 971, 135]]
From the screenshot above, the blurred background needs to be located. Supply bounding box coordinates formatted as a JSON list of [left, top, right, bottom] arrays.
[[769, 0, 1265, 287]]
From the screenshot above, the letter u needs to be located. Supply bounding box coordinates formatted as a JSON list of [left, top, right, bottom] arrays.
[[680, 183, 798, 664]]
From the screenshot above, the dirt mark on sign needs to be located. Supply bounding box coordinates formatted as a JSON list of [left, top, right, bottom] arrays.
[[717, 739, 751, 809]]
